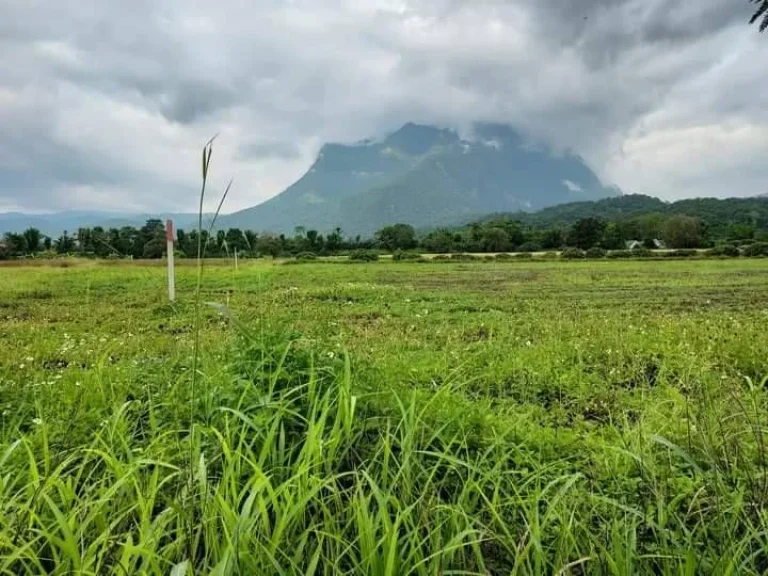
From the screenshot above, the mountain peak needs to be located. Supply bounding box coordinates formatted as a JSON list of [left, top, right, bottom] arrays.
[[382, 123, 459, 155], [219, 122, 620, 235]]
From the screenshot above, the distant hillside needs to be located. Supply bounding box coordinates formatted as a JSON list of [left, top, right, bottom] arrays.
[[217, 123, 620, 235], [0, 211, 206, 237], [471, 194, 768, 237]]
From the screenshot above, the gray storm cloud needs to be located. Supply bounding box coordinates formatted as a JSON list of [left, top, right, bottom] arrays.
[[0, 0, 765, 212]]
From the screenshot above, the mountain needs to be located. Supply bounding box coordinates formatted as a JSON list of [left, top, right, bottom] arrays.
[[0, 211, 205, 237], [217, 123, 620, 235]]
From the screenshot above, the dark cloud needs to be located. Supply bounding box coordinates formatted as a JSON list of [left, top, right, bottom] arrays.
[[0, 0, 766, 212]]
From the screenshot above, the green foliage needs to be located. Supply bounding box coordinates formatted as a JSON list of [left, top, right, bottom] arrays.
[[561, 247, 586, 259], [742, 242, 768, 257], [567, 217, 606, 249], [630, 247, 652, 258], [392, 250, 423, 261], [663, 215, 705, 249], [480, 227, 511, 252], [348, 250, 379, 261], [375, 223, 418, 251], [664, 249, 699, 258], [294, 251, 317, 261], [585, 246, 607, 259]]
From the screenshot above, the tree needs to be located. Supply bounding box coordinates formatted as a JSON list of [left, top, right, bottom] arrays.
[[56, 231, 76, 254], [663, 216, 705, 249], [567, 218, 606, 250], [142, 238, 166, 259], [421, 229, 455, 253], [243, 230, 258, 255], [225, 228, 249, 252], [751, 0, 768, 32], [540, 228, 565, 250], [43, 236, 52, 251], [76, 227, 93, 254], [140, 219, 165, 247], [481, 227, 511, 252], [22, 228, 42, 253], [375, 224, 417, 251], [325, 227, 343, 253], [257, 234, 282, 258], [3, 232, 28, 255], [600, 222, 624, 250], [91, 227, 112, 258]]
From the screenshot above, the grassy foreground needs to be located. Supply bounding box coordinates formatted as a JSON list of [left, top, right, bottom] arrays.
[[1, 259, 768, 574]]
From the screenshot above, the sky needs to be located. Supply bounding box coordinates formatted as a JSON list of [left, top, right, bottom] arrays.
[[0, 0, 766, 213]]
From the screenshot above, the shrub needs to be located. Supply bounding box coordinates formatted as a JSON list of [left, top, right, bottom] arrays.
[[517, 242, 542, 253], [742, 242, 768, 257], [585, 247, 606, 259], [630, 247, 652, 258], [542, 252, 559, 259], [348, 250, 379, 262], [295, 252, 317, 261], [561, 247, 586, 260], [450, 253, 479, 261], [607, 250, 632, 259], [494, 253, 513, 261], [515, 252, 533, 259], [392, 250, 423, 262], [664, 249, 698, 258], [706, 245, 739, 258]]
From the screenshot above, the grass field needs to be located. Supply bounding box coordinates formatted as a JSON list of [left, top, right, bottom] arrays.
[[1, 258, 768, 574]]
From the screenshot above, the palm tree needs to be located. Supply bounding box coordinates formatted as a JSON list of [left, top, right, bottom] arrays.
[[752, 0, 768, 32]]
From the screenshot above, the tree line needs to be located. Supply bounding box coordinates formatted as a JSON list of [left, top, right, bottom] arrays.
[[2, 209, 767, 261]]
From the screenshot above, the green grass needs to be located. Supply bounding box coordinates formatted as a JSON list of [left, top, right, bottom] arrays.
[[1, 259, 768, 574]]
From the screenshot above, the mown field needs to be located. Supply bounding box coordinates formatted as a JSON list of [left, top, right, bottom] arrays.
[[1, 258, 768, 574]]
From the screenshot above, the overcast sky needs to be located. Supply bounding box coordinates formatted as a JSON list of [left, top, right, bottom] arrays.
[[1, 0, 765, 213]]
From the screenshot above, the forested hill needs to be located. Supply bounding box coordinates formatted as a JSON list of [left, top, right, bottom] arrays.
[[471, 194, 768, 238]]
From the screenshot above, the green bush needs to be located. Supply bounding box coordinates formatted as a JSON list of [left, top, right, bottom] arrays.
[[450, 253, 480, 261], [295, 252, 317, 261], [706, 245, 740, 258], [515, 252, 533, 259], [494, 253, 513, 261], [585, 247, 607, 259], [664, 249, 698, 258], [630, 247, 652, 258], [392, 250, 423, 262], [607, 250, 632, 259], [742, 242, 768, 257], [348, 250, 379, 262], [561, 247, 586, 260]]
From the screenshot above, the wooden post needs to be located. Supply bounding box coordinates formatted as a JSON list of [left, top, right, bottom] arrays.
[[166, 220, 175, 302]]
